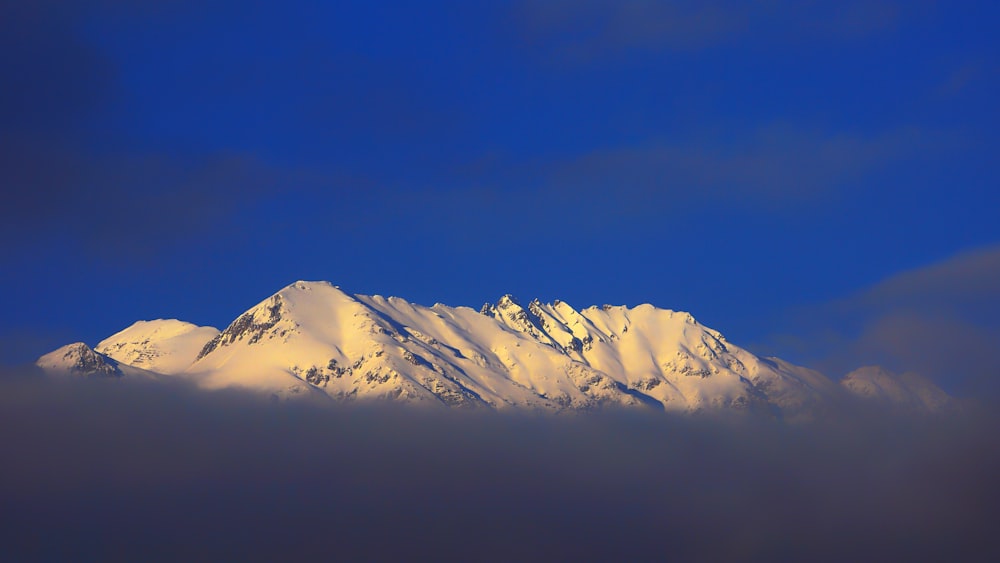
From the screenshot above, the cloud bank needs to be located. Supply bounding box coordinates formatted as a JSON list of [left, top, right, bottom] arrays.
[[765, 245, 1000, 398], [1, 370, 997, 561]]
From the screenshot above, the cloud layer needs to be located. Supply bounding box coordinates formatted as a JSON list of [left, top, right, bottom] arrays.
[[1, 371, 997, 561]]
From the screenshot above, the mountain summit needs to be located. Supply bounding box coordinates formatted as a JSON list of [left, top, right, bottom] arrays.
[[37, 281, 954, 417]]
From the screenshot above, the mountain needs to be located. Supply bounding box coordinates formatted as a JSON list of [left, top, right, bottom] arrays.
[[37, 342, 160, 380], [36, 281, 954, 416], [187, 282, 636, 408], [97, 319, 219, 374], [479, 294, 842, 418], [842, 366, 956, 413]]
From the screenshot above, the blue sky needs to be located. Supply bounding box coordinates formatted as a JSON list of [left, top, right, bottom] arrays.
[[2, 1, 998, 395]]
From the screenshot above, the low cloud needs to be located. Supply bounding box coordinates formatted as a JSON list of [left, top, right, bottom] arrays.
[[768, 245, 1000, 397], [0, 370, 997, 561]]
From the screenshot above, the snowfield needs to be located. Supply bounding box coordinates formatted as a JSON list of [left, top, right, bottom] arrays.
[[38, 280, 955, 417]]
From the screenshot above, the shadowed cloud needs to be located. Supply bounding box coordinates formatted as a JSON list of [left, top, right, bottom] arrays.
[[0, 1, 467, 261], [539, 125, 927, 210], [0, 371, 997, 561], [0, 2, 281, 258], [376, 124, 935, 241], [766, 245, 1000, 397]]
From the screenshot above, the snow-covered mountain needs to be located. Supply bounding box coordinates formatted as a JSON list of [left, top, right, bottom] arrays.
[[36, 281, 954, 416], [842, 366, 955, 413], [37, 342, 160, 380], [97, 319, 219, 374]]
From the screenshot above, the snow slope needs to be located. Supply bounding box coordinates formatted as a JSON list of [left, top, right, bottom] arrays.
[[37, 343, 160, 380], [167, 281, 859, 415], [35, 281, 956, 416], [187, 282, 645, 410], [97, 319, 219, 374], [482, 295, 842, 418]]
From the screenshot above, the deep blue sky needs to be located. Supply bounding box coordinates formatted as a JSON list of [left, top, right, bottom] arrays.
[[2, 1, 998, 393]]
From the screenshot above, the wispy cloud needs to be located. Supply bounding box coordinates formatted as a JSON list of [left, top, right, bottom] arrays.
[[0, 142, 276, 257], [396, 123, 935, 234], [512, 0, 919, 62], [766, 245, 1000, 397], [0, 2, 277, 258], [540, 125, 926, 210]]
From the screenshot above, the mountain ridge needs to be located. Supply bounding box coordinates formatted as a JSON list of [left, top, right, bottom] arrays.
[[37, 280, 955, 417]]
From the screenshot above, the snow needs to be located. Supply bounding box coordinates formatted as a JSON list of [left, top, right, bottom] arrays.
[[36, 280, 956, 416], [37, 342, 160, 380], [97, 319, 219, 374]]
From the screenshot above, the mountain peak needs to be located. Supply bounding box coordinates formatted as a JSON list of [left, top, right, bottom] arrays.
[[278, 280, 350, 297], [98, 319, 219, 374], [193, 280, 374, 367], [195, 294, 290, 361], [480, 294, 524, 317], [497, 294, 521, 308], [37, 343, 122, 377], [842, 366, 954, 412], [34, 282, 957, 417]]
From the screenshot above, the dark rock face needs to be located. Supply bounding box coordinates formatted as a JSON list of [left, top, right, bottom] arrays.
[[304, 366, 327, 386], [197, 296, 285, 360], [681, 366, 713, 378], [62, 344, 122, 377], [488, 295, 551, 343], [631, 377, 662, 392]]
